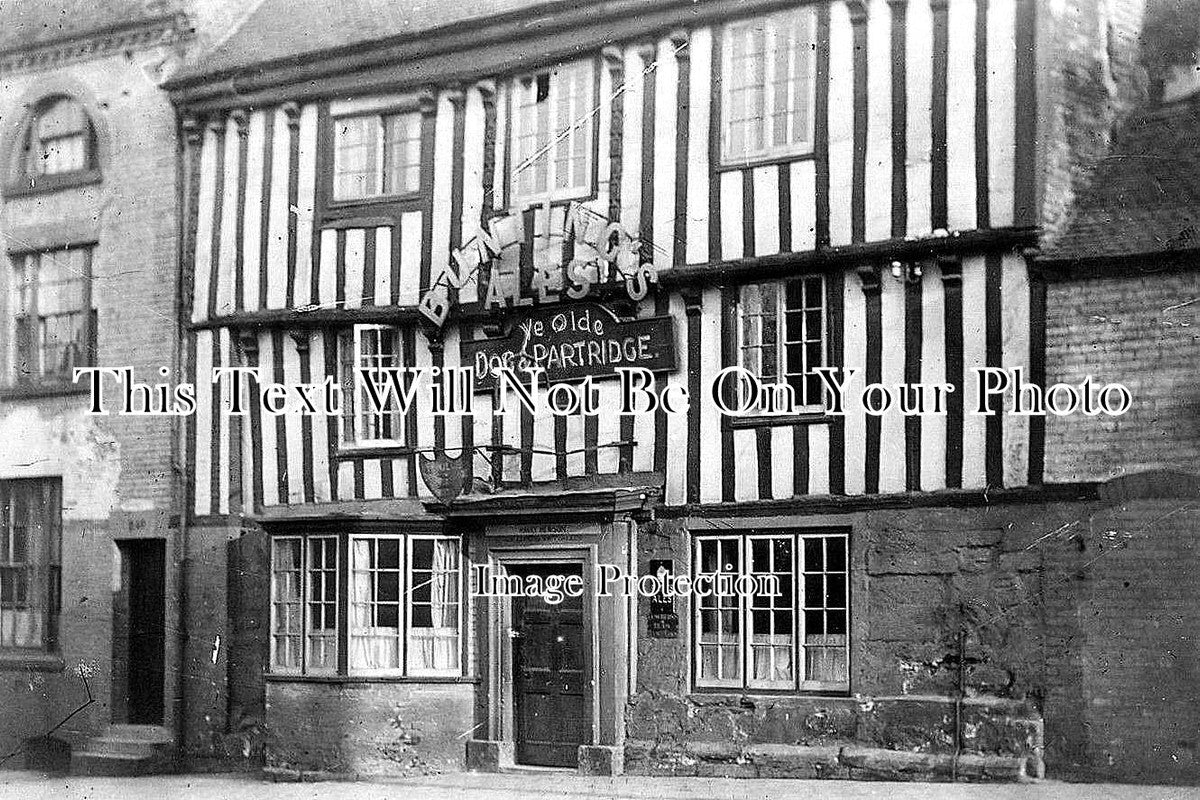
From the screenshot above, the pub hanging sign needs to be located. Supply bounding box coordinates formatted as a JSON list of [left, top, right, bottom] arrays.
[[461, 302, 677, 390]]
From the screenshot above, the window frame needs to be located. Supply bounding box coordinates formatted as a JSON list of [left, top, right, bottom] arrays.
[[328, 107, 424, 206], [731, 274, 829, 423], [506, 57, 600, 208], [338, 324, 414, 453], [268, 528, 465, 679], [0, 478, 63, 655], [692, 529, 850, 694], [720, 7, 818, 167], [5, 245, 97, 392], [6, 96, 101, 196]]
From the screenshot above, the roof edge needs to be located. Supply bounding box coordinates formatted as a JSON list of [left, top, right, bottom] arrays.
[[162, 0, 599, 91], [0, 11, 187, 59]]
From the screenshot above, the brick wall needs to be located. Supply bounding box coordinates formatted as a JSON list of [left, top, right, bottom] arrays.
[[1041, 499, 1200, 783], [0, 32, 184, 761], [1044, 266, 1200, 483]]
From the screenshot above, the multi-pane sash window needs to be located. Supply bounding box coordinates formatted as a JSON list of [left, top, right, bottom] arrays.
[[695, 531, 848, 691], [722, 9, 817, 164], [11, 247, 95, 385], [332, 111, 422, 201], [510, 60, 595, 203], [0, 480, 62, 652], [340, 325, 409, 447], [737, 276, 826, 411], [25, 98, 94, 177], [270, 532, 462, 676]]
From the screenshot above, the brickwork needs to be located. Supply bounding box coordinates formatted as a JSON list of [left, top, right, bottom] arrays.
[[0, 20, 186, 764], [1044, 267, 1200, 483], [1041, 499, 1200, 783]]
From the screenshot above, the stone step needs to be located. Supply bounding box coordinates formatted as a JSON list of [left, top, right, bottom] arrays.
[[102, 724, 173, 743], [624, 740, 1037, 782], [70, 750, 174, 777], [70, 725, 177, 776], [79, 738, 161, 757]]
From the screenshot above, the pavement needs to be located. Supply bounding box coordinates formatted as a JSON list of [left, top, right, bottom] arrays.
[[2, 772, 1200, 800]]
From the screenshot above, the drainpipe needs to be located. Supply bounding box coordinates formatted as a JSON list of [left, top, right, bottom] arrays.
[[952, 616, 966, 781]]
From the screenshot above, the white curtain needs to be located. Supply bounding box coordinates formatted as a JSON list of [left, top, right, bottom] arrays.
[[409, 540, 459, 672], [349, 539, 399, 670]]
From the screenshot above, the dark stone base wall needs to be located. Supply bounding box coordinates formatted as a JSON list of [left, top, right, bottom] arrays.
[[634, 491, 1200, 784], [263, 681, 473, 777]]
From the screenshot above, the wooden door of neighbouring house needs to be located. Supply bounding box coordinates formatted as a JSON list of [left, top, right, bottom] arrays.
[[511, 563, 589, 768], [122, 539, 165, 724]]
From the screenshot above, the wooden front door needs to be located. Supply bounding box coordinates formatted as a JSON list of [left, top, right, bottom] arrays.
[[511, 563, 589, 768], [126, 540, 165, 724]]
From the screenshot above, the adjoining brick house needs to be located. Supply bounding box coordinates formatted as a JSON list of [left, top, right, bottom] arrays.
[[159, 0, 1196, 785], [0, 0, 253, 775], [0, 1, 191, 770]]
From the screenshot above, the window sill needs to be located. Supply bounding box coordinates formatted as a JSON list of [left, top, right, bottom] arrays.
[[724, 412, 831, 429], [507, 188, 598, 213], [716, 150, 816, 174], [320, 194, 422, 227], [0, 381, 92, 401], [334, 444, 417, 460], [265, 673, 476, 685], [689, 687, 851, 699], [0, 651, 65, 672], [4, 169, 102, 198]]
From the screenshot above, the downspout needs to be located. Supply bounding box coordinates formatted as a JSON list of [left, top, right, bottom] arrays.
[[952, 612, 966, 781], [173, 107, 201, 760]]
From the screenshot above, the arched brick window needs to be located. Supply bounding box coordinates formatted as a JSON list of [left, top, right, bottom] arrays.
[[8, 95, 100, 194]]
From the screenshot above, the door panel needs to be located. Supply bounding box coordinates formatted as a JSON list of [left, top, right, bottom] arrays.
[[127, 540, 165, 724], [511, 563, 589, 768]]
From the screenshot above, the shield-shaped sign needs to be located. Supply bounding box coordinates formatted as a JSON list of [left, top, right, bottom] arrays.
[[419, 450, 468, 505]]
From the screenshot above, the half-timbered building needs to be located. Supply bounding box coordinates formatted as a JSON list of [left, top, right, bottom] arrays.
[[162, 0, 1199, 784]]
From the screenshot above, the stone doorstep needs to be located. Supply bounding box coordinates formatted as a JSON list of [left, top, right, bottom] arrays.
[[624, 740, 1034, 783], [69, 725, 178, 777], [465, 740, 623, 776]]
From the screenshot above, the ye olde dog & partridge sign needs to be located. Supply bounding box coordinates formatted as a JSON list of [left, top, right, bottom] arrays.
[[462, 303, 677, 390]]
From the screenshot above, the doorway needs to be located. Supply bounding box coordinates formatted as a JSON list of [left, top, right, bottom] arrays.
[[509, 563, 589, 767], [115, 540, 165, 725]]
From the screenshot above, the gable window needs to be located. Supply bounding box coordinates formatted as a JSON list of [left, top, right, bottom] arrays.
[[0, 479, 62, 652], [9, 246, 95, 386], [270, 532, 462, 676], [339, 324, 410, 448], [737, 275, 826, 412], [510, 60, 595, 204], [332, 111, 422, 201], [694, 530, 848, 692], [722, 8, 817, 164], [22, 97, 96, 178]]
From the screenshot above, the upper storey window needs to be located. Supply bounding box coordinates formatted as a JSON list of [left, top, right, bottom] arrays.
[[722, 9, 817, 165], [24, 97, 95, 177], [332, 111, 422, 202], [7, 96, 99, 195], [9, 246, 96, 388], [510, 60, 595, 205]]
